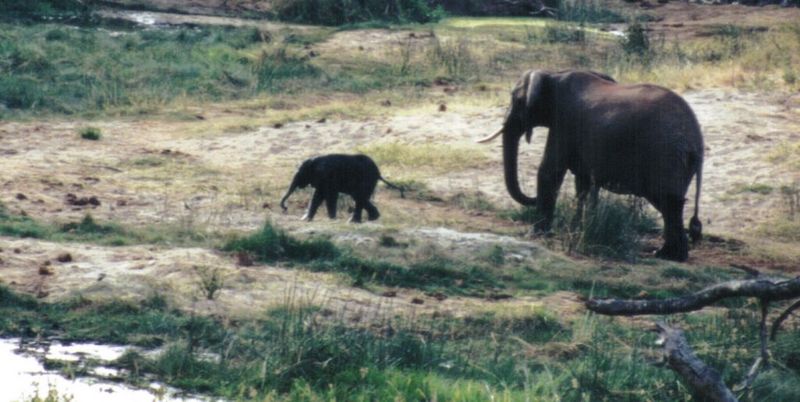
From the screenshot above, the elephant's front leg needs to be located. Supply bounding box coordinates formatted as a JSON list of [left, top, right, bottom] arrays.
[[534, 150, 567, 234], [325, 191, 338, 219], [302, 188, 325, 221]]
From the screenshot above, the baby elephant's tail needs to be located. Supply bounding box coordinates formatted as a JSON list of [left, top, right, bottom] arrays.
[[379, 177, 405, 199]]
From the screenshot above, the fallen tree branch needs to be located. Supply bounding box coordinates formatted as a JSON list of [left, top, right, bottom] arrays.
[[586, 276, 800, 316], [770, 298, 800, 340], [655, 323, 738, 402]]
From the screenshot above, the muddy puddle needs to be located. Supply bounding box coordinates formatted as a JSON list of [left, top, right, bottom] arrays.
[[0, 338, 209, 402]]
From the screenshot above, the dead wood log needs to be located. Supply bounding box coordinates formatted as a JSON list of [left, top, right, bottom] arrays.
[[770, 298, 800, 340], [586, 276, 800, 316], [655, 323, 738, 402]]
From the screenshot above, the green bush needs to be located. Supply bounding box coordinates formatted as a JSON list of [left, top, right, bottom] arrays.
[[555, 0, 625, 24], [222, 222, 340, 263], [502, 195, 657, 261], [271, 0, 442, 25], [621, 22, 650, 57], [79, 126, 101, 140]]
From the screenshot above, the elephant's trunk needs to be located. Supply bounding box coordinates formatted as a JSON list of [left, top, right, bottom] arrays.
[[503, 128, 537, 206], [280, 183, 297, 211]]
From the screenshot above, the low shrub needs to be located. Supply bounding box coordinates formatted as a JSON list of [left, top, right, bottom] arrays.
[[270, 0, 442, 25], [222, 222, 340, 263], [79, 126, 101, 140], [502, 194, 658, 261]]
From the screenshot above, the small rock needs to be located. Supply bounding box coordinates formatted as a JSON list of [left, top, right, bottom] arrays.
[[380, 99, 392, 107], [97, 273, 106, 282], [488, 293, 513, 301], [381, 291, 397, 298], [273, 123, 284, 129], [39, 265, 54, 276], [438, 104, 447, 112], [15, 193, 27, 200], [56, 253, 73, 263], [316, 117, 327, 123], [36, 290, 49, 299], [427, 292, 447, 301], [411, 297, 424, 305], [13, 248, 21, 254]]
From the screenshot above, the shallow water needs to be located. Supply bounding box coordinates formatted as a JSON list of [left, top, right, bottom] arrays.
[[0, 338, 206, 402]]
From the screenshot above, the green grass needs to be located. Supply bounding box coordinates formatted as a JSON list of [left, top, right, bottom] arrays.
[[222, 222, 500, 296], [2, 284, 798, 401], [501, 194, 658, 261], [271, 0, 443, 25], [78, 126, 101, 140], [222, 221, 340, 263], [0, 22, 330, 117], [0, 204, 214, 247]]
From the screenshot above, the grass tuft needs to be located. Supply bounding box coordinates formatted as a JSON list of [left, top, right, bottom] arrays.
[[78, 126, 101, 140], [222, 222, 340, 263]]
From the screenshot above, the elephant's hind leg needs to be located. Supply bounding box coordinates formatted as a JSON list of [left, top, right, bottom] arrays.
[[365, 201, 380, 221], [652, 195, 689, 262], [349, 200, 364, 223]]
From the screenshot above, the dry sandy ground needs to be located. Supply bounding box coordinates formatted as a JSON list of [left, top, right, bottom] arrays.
[[1, 6, 799, 322], [1, 86, 797, 321]]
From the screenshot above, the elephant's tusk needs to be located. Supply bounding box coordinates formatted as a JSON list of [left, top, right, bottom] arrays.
[[476, 128, 503, 143]]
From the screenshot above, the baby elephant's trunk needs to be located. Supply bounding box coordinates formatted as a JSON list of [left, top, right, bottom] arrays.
[[280, 184, 296, 211]]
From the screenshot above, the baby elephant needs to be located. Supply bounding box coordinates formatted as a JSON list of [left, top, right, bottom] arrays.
[[279, 154, 404, 223]]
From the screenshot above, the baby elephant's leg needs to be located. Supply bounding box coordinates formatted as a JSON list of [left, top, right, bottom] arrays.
[[365, 201, 380, 221], [325, 192, 338, 219], [302, 189, 324, 221], [349, 200, 364, 223]]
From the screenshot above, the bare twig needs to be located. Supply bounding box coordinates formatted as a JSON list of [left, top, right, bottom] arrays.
[[586, 276, 800, 316], [770, 298, 800, 340], [655, 323, 738, 402], [733, 300, 772, 392], [758, 300, 770, 367]]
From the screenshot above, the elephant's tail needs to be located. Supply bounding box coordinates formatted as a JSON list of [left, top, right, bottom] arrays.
[[379, 177, 405, 199], [689, 159, 703, 244]]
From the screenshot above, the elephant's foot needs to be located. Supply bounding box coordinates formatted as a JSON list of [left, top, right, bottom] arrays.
[[348, 216, 363, 224], [367, 211, 380, 221], [654, 243, 688, 262]]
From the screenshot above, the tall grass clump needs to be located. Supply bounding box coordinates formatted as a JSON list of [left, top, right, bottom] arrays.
[[222, 221, 340, 263], [78, 126, 101, 140], [0, 203, 50, 238], [502, 194, 657, 261], [270, 0, 443, 25], [426, 36, 477, 80], [555, 0, 625, 24]]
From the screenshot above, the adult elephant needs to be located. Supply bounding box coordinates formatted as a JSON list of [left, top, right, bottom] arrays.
[[478, 70, 703, 262]]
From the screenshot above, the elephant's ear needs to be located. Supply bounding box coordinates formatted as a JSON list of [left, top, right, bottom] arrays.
[[523, 70, 545, 143]]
